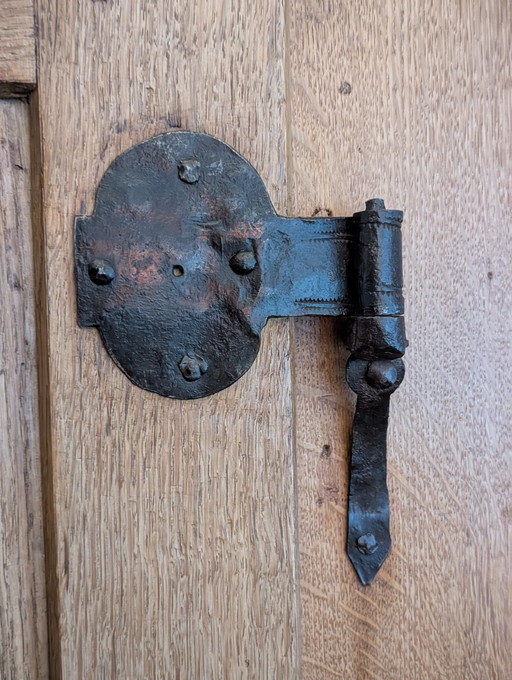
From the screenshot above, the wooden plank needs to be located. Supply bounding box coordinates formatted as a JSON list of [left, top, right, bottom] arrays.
[[33, 1, 298, 677], [0, 0, 36, 95], [290, 1, 511, 678], [0, 99, 48, 679]]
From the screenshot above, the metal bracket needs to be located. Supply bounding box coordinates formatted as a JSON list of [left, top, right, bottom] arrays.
[[75, 131, 406, 584]]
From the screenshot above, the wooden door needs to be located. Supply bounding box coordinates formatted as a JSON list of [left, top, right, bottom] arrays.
[[1, 1, 510, 678]]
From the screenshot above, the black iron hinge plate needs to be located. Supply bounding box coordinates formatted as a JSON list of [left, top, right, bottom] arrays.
[[75, 131, 407, 584]]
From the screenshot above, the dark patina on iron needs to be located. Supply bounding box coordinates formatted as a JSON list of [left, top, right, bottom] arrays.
[[75, 131, 406, 584]]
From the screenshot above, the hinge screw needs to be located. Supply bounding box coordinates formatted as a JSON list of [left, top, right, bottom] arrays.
[[178, 159, 201, 184], [356, 533, 378, 555], [230, 250, 257, 275], [179, 354, 208, 381], [88, 259, 115, 285]]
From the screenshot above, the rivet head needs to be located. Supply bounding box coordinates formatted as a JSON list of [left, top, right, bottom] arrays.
[[230, 250, 257, 275], [178, 159, 200, 183], [88, 259, 115, 285], [366, 360, 398, 389], [179, 354, 208, 381], [356, 533, 378, 555]]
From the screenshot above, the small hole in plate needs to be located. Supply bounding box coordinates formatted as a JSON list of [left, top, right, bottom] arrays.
[[172, 265, 184, 277]]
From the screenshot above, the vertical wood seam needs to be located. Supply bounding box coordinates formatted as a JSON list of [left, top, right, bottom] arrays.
[[283, 1, 304, 677], [29, 89, 62, 680]]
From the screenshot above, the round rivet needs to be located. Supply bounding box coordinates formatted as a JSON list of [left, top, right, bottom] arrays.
[[179, 354, 208, 381], [356, 533, 378, 555], [230, 250, 257, 275], [88, 259, 115, 285], [366, 360, 398, 389], [178, 159, 200, 183]]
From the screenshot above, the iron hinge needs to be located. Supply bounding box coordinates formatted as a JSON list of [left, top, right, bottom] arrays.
[[75, 131, 407, 584]]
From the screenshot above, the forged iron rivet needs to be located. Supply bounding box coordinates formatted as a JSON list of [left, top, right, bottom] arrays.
[[356, 533, 378, 555], [88, 259, 115, 285], [178, 159, 201, 183], [366, 360, 398, 389], [230, 250, 257, 275], [365, 198, 385, 211], [179, 354, 208, 381]]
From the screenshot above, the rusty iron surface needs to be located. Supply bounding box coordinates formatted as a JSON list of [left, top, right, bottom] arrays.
[[75, 131, 406, 584]]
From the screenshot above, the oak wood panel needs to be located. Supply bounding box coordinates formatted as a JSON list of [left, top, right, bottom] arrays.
[[0, 0, 36, 96], [290, 1, 511, 678], [34, 1, 298, 678], [0, 99, 48, 679]]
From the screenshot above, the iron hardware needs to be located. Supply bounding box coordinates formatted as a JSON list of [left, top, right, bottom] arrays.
[[75, 132, 406, 584]]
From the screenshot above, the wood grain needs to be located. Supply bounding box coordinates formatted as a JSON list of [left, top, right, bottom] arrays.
[[34, 1, 298, 678], [0, 99, 48, 679], [289, 1, 512, 678], [0, 0, 36, 95]]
